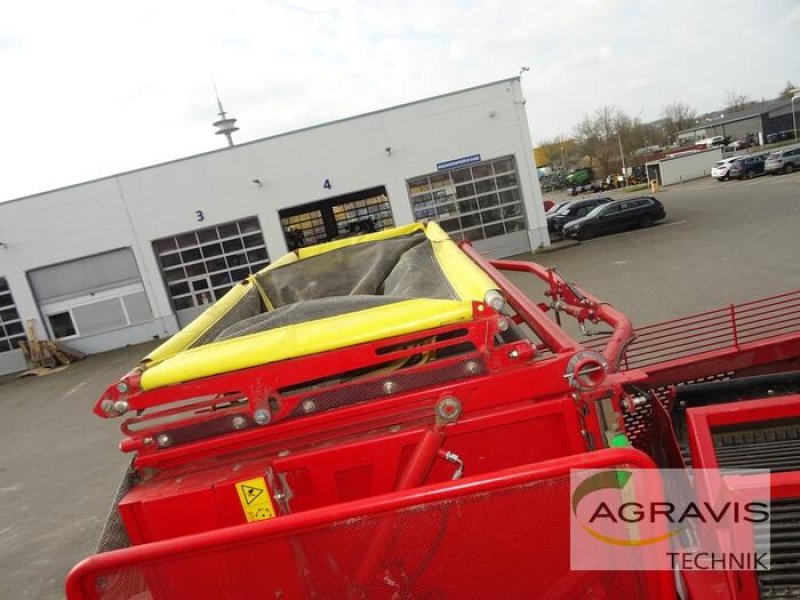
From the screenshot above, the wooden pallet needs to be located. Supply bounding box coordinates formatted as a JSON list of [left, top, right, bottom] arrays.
[[18, 320, 85, 370]]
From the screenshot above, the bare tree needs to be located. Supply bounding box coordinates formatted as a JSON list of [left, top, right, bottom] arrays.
[[724, 91, 753, 113], [593, 105, 623, 176], [660, 102, 697, 140], [573, 114, 601, 169]]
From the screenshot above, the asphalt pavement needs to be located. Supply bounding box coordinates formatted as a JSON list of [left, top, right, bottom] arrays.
[[519, 172, 800, 326], [0, 171, 798, 599]]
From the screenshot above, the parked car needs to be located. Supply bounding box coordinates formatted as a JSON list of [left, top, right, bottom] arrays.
[[765, 146, 800, 175], [546, 197, 613, 236], [728, 154, 768, 180], [711, 157, 743, 181], [562, 196, 666, 241], [545, 200, 572, 215], [725, 140, 747, 152]]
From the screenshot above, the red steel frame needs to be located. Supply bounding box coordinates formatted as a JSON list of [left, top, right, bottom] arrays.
[[96, 249, 645, 469]]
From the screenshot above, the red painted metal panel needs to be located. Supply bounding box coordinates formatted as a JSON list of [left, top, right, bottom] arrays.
[[119, 396, 588, 543], [66, 449, 675, 600]]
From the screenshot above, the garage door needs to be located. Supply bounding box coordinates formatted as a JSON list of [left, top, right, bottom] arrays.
[[152, 216, 270, 327], [406, 155, 530, 257], [28, 248, 153, 341]]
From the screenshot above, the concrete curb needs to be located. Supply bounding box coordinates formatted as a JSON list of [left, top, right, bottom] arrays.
[[533, 239, 580, 254]]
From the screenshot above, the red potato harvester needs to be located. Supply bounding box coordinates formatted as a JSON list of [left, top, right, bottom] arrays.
[[67, 222, 800, 599]]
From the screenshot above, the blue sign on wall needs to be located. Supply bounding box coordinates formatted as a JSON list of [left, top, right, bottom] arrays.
[[436, 154, 481, 171]]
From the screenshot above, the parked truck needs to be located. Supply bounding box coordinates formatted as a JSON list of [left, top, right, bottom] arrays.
[[565, 167, 600, 195]]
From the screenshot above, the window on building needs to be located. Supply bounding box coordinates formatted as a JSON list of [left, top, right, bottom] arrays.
[[47, 312, 77, 339], [152, 217, 270, 310], [0, 278, 26, 352], [406, 156, 527, 242]]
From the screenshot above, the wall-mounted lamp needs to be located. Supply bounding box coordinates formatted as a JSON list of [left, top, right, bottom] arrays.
[[385, 147, 392, 156], [251, 178, 263, 187]]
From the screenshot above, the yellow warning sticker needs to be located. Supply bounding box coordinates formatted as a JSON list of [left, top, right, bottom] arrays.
[[235, 476, 276, 522]]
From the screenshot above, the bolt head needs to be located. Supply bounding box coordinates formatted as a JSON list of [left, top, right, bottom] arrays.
[[484, 290, 505, 312], [232, 415, 248, 430], [436, 396, 463, 422], [113, 400, 129, 414], [253, 408, 271, 425], [301, 400, 316, 414], [100, 399, 114, 414], [116, 381, 129, 394], [382, 381, 398, 395], [464, 360, 480, 375], [156, 433, 172, 448], [508, 349, 520, 358], [497, 317, 509, 332]]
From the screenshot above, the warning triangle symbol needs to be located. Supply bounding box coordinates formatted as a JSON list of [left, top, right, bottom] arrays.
[[242, 485, 264, 505]]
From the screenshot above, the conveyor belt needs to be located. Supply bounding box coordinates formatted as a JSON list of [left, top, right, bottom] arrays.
[[711, 421, 800, 598], [757, 497, 800, 599], [713, 421, 800, 473]]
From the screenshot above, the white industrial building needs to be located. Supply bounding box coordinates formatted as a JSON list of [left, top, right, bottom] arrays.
[[0, 78, 548, 376]]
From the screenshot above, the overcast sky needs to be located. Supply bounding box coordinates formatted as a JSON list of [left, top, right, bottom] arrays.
[[1, 0, 798, 202]]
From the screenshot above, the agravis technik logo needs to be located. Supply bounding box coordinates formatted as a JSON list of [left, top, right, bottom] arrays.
[[569, 468, 771, 571]]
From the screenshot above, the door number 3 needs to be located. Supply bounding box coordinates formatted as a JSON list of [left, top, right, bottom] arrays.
[[196, 210, 205, 222]]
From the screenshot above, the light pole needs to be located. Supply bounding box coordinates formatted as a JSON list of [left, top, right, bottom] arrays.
[[792, 93, 800, 142], [617, 131, 626, 176]]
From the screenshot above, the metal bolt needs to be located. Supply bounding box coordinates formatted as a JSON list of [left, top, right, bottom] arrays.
[[253, 408, 271, 425], [484, 290, 505, 312], [301, 400, 316, 414], [436, 396, 463, 423], [383, 381, 398, 395], [100, 399, 114, 414], [156, 433, 172, 448], [464, 360, 480, 375], [508, 349, 520, 359], [232, 415, 248, 430], [497, 317, 509, 332], [113, 400, 129, 415], [116, 381, 129, 394], [277, 449, 290, 457]]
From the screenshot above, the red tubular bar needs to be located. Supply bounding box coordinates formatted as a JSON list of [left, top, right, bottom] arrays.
[[458, 244, 579, 355], [355, 422, 448, 585], [581, 289, 800, 381], [66, 448, 673, 600], [476, 252, 634, 370]]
